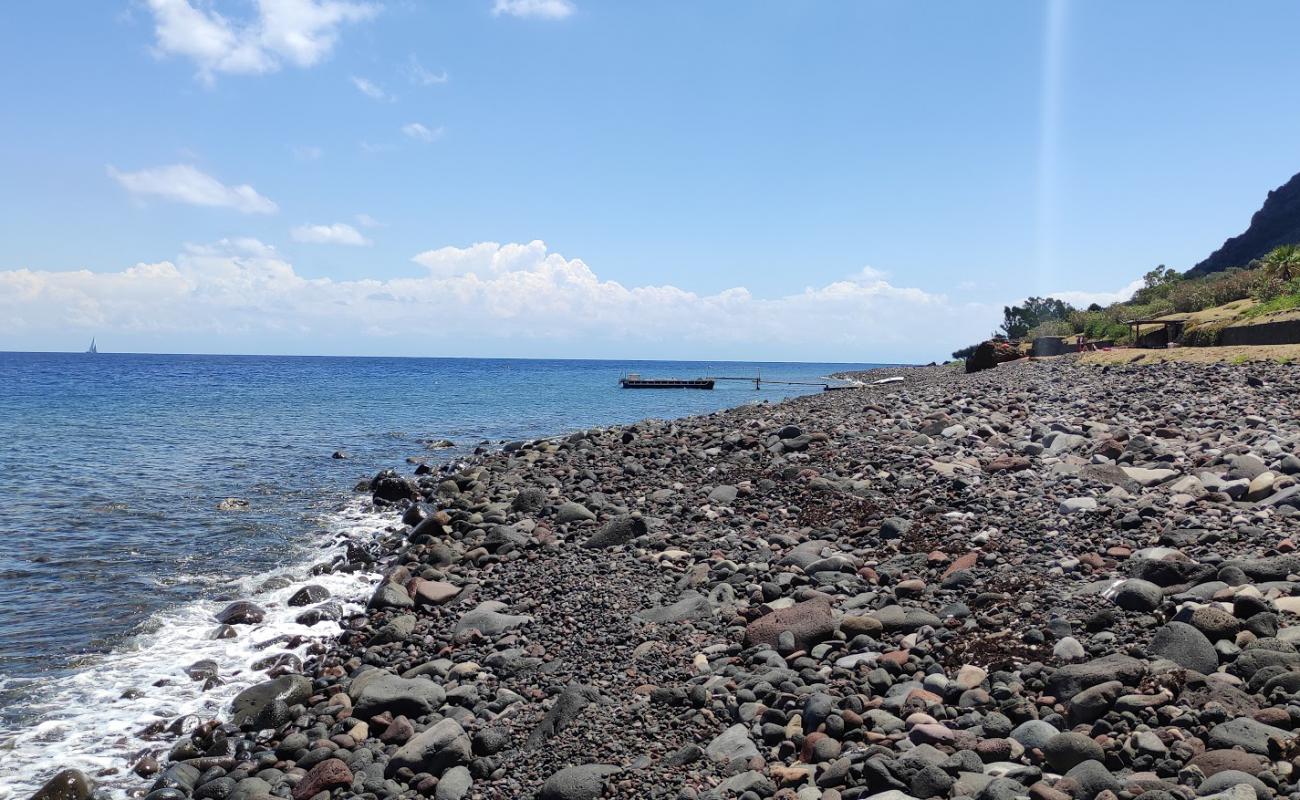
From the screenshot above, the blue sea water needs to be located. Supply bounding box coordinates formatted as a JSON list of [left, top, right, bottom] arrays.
[[0, 351, 883, 793]]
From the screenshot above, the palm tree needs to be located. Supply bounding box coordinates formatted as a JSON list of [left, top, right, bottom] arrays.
[[1261, 244, 1300, 282]]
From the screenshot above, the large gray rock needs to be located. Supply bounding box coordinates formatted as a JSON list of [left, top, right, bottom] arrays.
[[368, 581, 414, 610], [1198, 787, 1260, 800], [538, 764, 622, 800], [230, 675, 312, 729], [454, 601, 532, 636], [707, 485, 738, 505], [1063, 759, 1120, 800], [1046, 654, 1143, 699], [350, 671, 445, 719], [554, 501, 596, 523], [1008, 720, 1058, 751], [385, 718, 471, 777], [434, 765, 473, 800], [1149, 621, 1218, 674], [527, 684, 602, 748], [705, 724, 759, 764], [635, 591, 713, 623], [1112, 579, 1163, 612], [1207, 717, 1291, 755], [1198, 770, 1272, 800], [1043, 732, 1104, 772], [511, 487, 548, 512], [368, 614, 416, 645], [582, 515, 647, 549], [1068, 680, 1122, 724]]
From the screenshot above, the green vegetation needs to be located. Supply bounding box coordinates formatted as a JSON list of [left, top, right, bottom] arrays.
[[1241, 288, 1300, 318], [1262, 243, 1300, 282], [1000, 297, 1073, 339], [951, 243, 1300, 360]]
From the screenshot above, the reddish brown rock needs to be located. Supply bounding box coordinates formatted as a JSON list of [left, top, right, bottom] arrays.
[[987, 454, 1031, 473], [1187, 749, 1265, 777], [743, 598, 835, 650], [943, 552, 979, 578], [292, 758, 353, 800]]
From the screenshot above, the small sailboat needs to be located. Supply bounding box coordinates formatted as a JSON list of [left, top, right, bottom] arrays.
[[86, 338, 98, 354]]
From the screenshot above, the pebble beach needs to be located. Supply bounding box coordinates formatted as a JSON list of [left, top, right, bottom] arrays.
[[31, 355, 1300, 800]]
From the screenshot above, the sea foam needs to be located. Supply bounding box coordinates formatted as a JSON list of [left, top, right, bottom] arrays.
[[0, 501, 386, 797]]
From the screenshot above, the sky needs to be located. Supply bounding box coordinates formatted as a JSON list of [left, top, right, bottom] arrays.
[[2, 0, 1300, 362]]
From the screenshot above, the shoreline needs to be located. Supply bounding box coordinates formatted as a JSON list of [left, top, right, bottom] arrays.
[[26, 357, 1300, 800]]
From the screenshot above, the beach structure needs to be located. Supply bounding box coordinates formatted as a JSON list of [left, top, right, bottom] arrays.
[[619, 374, 715, 389], [1126, 318, 1186, 349]]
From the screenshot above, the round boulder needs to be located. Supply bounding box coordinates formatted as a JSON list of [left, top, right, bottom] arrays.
[[1043, 732, 1105, 772], [1112, 579, 1163, 612], [1149, 621, 1218, 675]]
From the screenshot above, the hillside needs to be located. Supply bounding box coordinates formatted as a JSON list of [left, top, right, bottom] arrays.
[[1189, 169, 1300, 276]]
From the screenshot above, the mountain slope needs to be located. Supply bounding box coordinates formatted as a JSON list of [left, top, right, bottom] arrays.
[[1189, 170, 1300, 276]]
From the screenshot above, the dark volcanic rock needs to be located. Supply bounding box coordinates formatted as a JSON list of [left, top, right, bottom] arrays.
[[1190, 170, 1300, 276], [214, 601, 264, 625], [29, 770, 92, 800], [229, 675, 311, 730], [538, 764, 621, 800], [1148, 621, 1218, 674], [581, 515, 646, 549]]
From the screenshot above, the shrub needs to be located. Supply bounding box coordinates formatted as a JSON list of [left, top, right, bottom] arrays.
[[1027, 319, 1077, 338], [1242, 285, 1300, 318], [1261, 244, 1300, 282]]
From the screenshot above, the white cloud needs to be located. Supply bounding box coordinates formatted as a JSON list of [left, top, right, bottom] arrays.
[[1045, 278, 1143, 308], [407, 55, 448, 85], [492, 0, 574, 20], [0, 240, 992, 361], [290, 222, 371, 245], [351, 75, 392, 101], [292, 144, 324, 161], [355, 213, 384, 228], [401, 122, 443, 142], [145, 0, 378, 82], [107, 163, 278, 214]]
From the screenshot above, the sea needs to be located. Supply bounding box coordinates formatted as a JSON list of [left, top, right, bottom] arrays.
[[0, 352, 884, 795]]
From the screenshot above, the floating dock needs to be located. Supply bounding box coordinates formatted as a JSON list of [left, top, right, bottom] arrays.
[[619, 374, 715, 389], [619, 373, 855, 391]]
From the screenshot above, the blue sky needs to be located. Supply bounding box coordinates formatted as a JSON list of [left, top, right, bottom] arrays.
[[2, 1, 1299, 361]]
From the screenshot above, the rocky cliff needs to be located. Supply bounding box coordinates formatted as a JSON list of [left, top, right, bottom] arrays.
[[1189, 169, 1300, 276]]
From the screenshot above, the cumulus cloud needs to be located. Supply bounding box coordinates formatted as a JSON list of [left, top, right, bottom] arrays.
[[492, 0, 574, 20], [355, 213, 384, 228], [0, 240, 990, 360], [107, 164, 278, 214], [1045, 278, 1143, 308], [290, 222, 371, 245], [144, 0, 378, 82], [401, 122, 442, 142], [351, 75, 392, 101]]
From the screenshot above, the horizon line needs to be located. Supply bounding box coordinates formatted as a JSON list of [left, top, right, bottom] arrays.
[[0, 349, 912, 367]]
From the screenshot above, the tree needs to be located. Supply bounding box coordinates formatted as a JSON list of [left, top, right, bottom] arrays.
[[1000, 297, 1076, 339], [1143, 265, 1181, 290], [1131, 265, 1182, 304], [1261, 244, 1300, 282]]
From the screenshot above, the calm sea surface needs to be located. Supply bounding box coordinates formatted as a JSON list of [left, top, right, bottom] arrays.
[[0, 352, 883, 792]]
